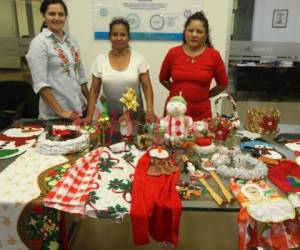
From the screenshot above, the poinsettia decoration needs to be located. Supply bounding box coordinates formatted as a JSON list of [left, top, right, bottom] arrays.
[[207, 117, 234, 141], [260, 116, 279, 134]]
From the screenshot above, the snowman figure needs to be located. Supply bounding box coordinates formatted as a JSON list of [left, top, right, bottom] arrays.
[[160, 94, 193, 147]]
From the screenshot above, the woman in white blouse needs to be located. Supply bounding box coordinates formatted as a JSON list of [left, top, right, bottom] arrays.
[[85, 18, 158, 124], [26, 0, 89, 120]]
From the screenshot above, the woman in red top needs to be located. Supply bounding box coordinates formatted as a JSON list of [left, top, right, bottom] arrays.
[[159, 11, 228, 121]]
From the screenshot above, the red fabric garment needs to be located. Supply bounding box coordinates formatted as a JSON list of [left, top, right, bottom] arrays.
[[268, 160, 300, 193], [159, 45, 228, 121], [130, 151, 182, 247]]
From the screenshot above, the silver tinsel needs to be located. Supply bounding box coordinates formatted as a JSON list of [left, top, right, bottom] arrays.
[[210, 146, 268, 180]]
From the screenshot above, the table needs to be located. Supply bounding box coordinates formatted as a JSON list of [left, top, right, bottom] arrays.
[[1, 121, 299, 250]]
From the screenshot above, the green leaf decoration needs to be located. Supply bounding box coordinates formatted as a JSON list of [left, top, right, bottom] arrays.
[[98, 157, 117, 173], [122, 152, 135, 163]]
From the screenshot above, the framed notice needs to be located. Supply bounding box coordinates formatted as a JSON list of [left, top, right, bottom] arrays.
[[272, 9, 288, 28], [92, 0, 203, 40]]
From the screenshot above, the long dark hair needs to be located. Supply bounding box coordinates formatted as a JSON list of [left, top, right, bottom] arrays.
[[40, 0, 68, 32], [109, 18, 130, 39], [182, 11, 213, 48]]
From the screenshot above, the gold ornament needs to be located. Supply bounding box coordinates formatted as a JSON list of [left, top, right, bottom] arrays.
[[119, 87, 139, 111]]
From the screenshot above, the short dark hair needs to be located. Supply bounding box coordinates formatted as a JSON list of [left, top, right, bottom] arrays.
[[109, 18, 130, 39], [182, 11, 213, 48], [40, 0, 68, 31]]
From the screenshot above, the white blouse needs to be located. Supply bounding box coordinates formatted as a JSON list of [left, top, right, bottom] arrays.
[[91, 50, 150, 119], [26, 28, 87, 119]]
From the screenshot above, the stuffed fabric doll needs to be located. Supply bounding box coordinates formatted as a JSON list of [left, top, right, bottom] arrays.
[[160, 95, 193, 147]]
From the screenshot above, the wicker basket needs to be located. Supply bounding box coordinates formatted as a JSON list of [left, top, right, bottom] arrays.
[[207, 93, 240, 141], [244, 107, 280, 134], [214, 92, 240, 129]]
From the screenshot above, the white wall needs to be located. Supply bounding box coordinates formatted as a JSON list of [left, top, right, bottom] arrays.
[[252, 0, 300, 42], [67, 0, 233, 116]]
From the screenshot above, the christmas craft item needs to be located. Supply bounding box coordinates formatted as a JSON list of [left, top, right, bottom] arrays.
[[201, 158, 233, 203], [131, 151, 182, 247], [231, 179, 295, 223], [268, 160, 300, 193], [181, 155, 224, 206], [148, 123, 166, 146], [160, 94, 193, 147], [0, 145, 26, 159], [147, 147, 178, 176], [192, 137, 216, 155], [85, 145, 144, 220], [37, 125, 89, 155], [212, 146, 268, 180], [190, 121, 216, 154], [238, 207, 300, 250], [175, 180, 202, 200], [93, 95, 112, 146], [44, 148, 103, 215], [109, 140, 131, 153], [214, 92, 241, 129], [119, 88, 139, 142], [136, 134, 152, 150], [17, 198, 63, 250], [283, 141, 300, 165], [288, 193, 300, 212], [192, 120, 213, 137], [240, 137, 285, 166], [0, 148, 67, 249], [3, 125, 44, 137], [244, 107, 280, 134], [207, 117, 234, 141], [0, 124, 44, 159], [274, 133, 300, 144]]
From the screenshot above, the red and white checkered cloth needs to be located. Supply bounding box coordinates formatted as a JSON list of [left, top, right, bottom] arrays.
[[44, 148, 103, 215]]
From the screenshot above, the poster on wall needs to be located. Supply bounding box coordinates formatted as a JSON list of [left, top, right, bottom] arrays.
[[92, 0, 203, 40]]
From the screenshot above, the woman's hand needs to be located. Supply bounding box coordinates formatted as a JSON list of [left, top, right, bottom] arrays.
[[58, 110, 78, 120], [82, 115, 93, 125], [145, 110, 159, 123]]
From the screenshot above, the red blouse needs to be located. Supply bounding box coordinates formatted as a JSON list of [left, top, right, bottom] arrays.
[[159, 45, 228, 120]]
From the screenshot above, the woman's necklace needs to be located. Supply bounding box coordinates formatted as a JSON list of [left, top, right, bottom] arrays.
[[191, 58, 197, 64], [184, 45, 205, 64]]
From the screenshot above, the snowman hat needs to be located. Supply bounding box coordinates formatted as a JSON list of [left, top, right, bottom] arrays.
[[169, 92, 187, 105]]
